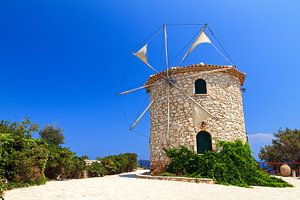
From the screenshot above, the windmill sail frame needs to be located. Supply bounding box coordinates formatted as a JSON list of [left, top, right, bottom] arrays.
[[118, 23, 234, 132]]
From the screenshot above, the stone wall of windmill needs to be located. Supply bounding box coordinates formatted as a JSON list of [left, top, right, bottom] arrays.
[[146, 64, 247, 175]]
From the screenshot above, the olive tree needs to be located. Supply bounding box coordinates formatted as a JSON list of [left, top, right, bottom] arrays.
[[39, 125, 64, 146], [259, 128, 300, 163]]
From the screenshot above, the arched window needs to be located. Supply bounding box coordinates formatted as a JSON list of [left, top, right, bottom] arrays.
[[195, 79, 207, 94], [196, 131, 212, 154]]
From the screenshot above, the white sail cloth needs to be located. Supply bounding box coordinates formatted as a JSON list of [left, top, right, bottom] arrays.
[[182, 31, 211, 62], [193, 104, 210, 125], [133, 44, 148, 65]]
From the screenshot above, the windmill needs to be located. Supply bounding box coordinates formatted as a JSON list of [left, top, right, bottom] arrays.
[[117, 23, 235, 137]]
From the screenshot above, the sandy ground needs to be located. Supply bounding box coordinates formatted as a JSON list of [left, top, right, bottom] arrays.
[[4, 170, 300, 200]]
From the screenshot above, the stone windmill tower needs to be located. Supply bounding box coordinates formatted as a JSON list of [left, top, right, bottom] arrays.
[[118, 24, 247, 175], [145, 64, 246, 174]]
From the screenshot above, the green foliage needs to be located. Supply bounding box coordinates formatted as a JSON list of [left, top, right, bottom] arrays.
[[44, 145, 72, 179], [259, 128, 300, 165], [97, 153, 138, 175], [0, 119, 86, 195], [87, 162, 107, 177], [164, 146, 199, 176], [0, 117, 39, 138], [39, 125, 64, 146], [165, 141, 292, 187], [100, 156, 121, 175], [6, 144, 48, 184], [0, 118, 48, 196], [44, 146, 86, 179], [70, 156, 87, 178], [124, 153, 138, 172], [86, 153, 137, 178], [0, 117, 137, 198]]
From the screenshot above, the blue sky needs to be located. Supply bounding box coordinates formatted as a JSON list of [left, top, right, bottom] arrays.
[[0, 0, 299, 159]]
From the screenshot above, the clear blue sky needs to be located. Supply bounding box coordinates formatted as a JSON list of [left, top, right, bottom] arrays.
[[0, 0, 299, 159]]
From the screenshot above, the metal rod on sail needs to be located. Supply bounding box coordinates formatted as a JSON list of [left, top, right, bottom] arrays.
[[170, 82, 214, 118], [117, 82, 157, 96], [163, 24, 169, 72], [210, 43, 231, 64], [129, 100, 155, 131], [135, 60, 214, 119], [207, 26, 235, 66], [163, 24, 171, 138], [118, 85, 147, 96], [145, 62, 161, 75], [179, 23, 208, 65], [136, 61, 215, 119]]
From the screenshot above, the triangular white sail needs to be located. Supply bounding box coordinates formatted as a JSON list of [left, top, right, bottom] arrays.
[[193, 104, 210, 125], [182, 31, 211, 63], [133, 44, 148, 65]]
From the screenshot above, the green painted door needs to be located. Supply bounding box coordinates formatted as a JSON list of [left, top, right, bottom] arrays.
[[196, 131, 212, 154]]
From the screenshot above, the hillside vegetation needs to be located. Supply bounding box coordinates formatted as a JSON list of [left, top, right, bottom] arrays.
[[0, 118, 137, 199]]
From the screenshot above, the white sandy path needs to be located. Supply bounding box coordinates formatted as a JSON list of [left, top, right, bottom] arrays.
[[4, 170, 300, 200]]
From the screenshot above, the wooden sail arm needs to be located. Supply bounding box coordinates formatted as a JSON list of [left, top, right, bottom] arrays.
[[129, 100, 155, 131], [133, 62, 214, 119], [117, 82, 157, 96], [169, 81, 215, 119], [117, 85, 147, 96]]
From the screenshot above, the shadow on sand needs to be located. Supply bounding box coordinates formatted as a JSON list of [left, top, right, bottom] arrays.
[[118, 173, 137, 178]]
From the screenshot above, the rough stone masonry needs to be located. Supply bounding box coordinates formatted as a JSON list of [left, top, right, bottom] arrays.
[[145, 64, 247, 175]]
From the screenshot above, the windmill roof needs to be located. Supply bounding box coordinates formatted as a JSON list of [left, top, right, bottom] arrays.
[[145, 64, 246, 90]]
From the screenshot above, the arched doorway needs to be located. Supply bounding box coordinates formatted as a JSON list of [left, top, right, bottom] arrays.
[[196, 131, 212, 154]]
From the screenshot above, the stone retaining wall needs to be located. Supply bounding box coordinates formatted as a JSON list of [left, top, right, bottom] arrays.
[[137, 173, 214, 184]]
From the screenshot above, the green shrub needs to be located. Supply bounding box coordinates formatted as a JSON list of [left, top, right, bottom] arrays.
[[98, 153, 138, 175], [123, 153, 138, 172], [0, 119, 49, 196], [164, 146, 199, 176], [6, 145, 48, 184], [44, 146, 85, 179], [165, 140, 292, 187], [87, 162, 107, 177], [0, 117, 138, 198], [69, 156, 87, 178], [99, 156, 121, 175]]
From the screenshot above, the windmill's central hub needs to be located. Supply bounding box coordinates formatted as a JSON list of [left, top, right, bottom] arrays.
[[166, 78, 176, 86]]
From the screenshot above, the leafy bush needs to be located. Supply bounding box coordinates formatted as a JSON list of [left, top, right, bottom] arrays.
[[123, 153, 138, 172], [100, 156, 121, 175], [6, 144, 48, 184], [87, 162, 107, 177], [0, 119, 49, 195], [70, 156, 87, 178], [44, 146, 86, 179], [44, 145, 72, 179], [165, 140, 292, 187], [164, 146, 199, 176], [0, 117, 137, 198], [97, 153, 138, 175]]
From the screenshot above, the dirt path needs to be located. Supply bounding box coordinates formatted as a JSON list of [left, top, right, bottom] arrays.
[[4, 170, 300, 200]]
